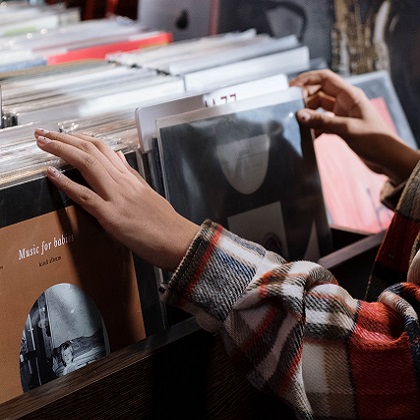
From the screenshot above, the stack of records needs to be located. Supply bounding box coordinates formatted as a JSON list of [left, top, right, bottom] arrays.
[[0, 10, 171, 67], [0, 2, 80, 36], [0, 2, 80, 71], [0, 110, 139, 187], [0, 60, 185, 127], [108, 29, 311, 92]]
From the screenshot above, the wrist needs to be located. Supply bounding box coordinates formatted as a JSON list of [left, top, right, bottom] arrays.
[[146, 214, 199, 272], [165, 217, 200, 272], [381, 137, 420, 185]]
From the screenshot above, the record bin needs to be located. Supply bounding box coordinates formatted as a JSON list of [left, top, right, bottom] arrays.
[[0, 226, 383, 419]]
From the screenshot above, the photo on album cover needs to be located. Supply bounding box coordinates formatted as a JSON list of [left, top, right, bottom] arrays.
[[20, 283, 109, 391]]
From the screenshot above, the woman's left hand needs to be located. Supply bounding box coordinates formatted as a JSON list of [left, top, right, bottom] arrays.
[[35, 129, 200, 271]]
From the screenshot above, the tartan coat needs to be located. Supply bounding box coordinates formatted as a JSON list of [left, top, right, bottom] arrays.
[[160, 161, 420, 419]]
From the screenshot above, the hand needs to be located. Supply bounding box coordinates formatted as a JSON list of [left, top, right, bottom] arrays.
[[290, 69, 420, 185], [34, 129, 200, 272]]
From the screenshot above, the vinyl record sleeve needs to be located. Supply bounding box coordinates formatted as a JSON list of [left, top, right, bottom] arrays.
[[155, 88, 332, 261], [3, 74, 185, 127], [0, 57, 47, 73], [0, 18, 146, 52], [136, 73, 289, 153], [0, 60, 110, 84], [152, 35, 299, 76], [183, 46, 310, 92], [107, 29, 258, 68], [47, 31, 172, 65], [58, 110, 135, 134], [0, 13, 60, 36], [0, 121, 63, 148], [136, 94, 205, 153], [0, 114, 141, 188], [1, 66, 154, 104], [0, 151, 163, 403]]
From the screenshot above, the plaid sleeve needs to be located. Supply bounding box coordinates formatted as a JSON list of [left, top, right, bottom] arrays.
[[380, 178, 406, 210], [160, 220, 420, 420]]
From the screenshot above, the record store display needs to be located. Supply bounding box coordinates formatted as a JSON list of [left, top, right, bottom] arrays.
[[0, 1, 417, 409]]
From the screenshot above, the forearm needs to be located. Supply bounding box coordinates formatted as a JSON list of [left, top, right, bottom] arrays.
[[355, 131, 420, 185]]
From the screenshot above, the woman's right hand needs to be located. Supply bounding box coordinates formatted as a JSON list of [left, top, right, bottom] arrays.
[[290, 69, 420, 185]]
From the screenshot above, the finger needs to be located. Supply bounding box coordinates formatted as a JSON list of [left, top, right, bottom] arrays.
[[293, 83, 321, 102], [116, 150, 145, 182], [306, 91, 336, 112], [313, 128, 326, 139], [296, 108, 352, 139], [290, 69, 353, 98], [73, 132, 128, 172], [36, 132, 118, 199], [334, 86, 367, 118], [116, 150, 130, 167], [301, 84, 322, 98], [45, 166, 106, 220], [36, 129, 127, 174]]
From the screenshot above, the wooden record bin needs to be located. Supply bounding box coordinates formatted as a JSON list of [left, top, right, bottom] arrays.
[[0, 228, 383, 419]]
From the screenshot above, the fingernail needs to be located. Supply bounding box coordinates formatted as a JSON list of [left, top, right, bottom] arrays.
[[36, 136, 52, 145], [116, 150, 127, 162], [297, 110, 311, 122], [47, 166, 61, 178], [36, 128, 50, 134]]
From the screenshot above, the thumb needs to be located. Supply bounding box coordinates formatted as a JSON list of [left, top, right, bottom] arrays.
[[296, 109, 351, 138]]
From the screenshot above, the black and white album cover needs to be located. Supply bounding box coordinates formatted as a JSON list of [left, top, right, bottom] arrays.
[[155, 88, 332, 261]]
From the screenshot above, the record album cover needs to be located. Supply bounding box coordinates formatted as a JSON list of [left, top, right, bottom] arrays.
[[138, 0, 216, 41], [136, 73, 289, 153], [155, 89, 332, 261], [0, 151, 160, 404]]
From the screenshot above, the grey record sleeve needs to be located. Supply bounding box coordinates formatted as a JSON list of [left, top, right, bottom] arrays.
[[155, 89, 332, 261]]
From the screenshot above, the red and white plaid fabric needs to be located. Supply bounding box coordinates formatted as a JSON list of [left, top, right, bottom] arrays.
[[161, 162, 420, 419]]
